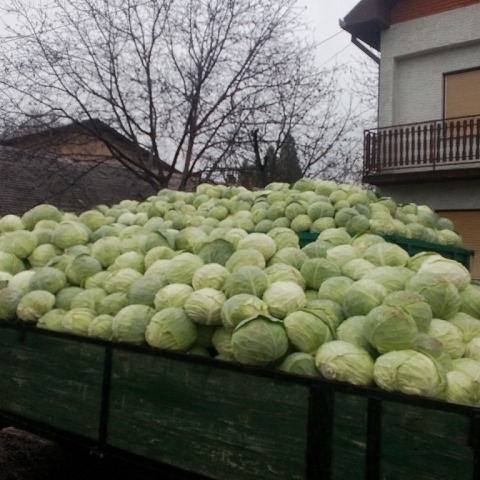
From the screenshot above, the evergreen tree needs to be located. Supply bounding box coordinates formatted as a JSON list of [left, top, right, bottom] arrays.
[[276, 133, 303, 184]]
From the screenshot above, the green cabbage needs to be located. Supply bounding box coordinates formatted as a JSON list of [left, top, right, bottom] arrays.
[[315, 340, 374, 386], [220, 294, 269, 330], [262, 281, 307, 319], [112, 304, 155, 344], [184, 288, 227, 326], [16, 290, 56, 323]]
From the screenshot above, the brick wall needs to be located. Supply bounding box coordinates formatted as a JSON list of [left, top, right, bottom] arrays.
[[391, 0, 480, 24]]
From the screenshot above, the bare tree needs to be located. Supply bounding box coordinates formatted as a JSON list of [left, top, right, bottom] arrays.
[[0, 0, 363, 190]]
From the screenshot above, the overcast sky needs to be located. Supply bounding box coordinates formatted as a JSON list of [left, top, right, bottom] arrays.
[[298, 0, 362, 67]]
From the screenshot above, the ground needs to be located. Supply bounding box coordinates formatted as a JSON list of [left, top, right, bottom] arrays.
[[0, 427, 185, 480]]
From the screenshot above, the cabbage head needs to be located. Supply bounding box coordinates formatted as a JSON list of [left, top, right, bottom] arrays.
[[91, 236, 122, 268], [66, 255, 103, 286], [225, 249, 265, 272], [16, 290, 56, 322], [104, 268, 143, 294], [28, 244, 62, 268], [192, 264, 230, 291], [232, 315, 289, 366], [445, 371, 480, 406], [262, 281, 307, 319], [0, 251, 25, 275], [37, 308, 67, 331], [448, 312, 480, 342], [236, 233, 277, 261], [164, 253, 204, 284], [363, 243, 409, 267], [0, 214, 24, 232], [0, 288, 24, 320], [342, 279, 388, 318], [300, 258, 341, 290], [465, 337, 480, 361], [284, 310, 333, 354], [51, 221, 90, 250], [21, 204, 62, 230], [223, 266, 269, 298], [279, 353, 320, 377], [364, 305, 419, 354], [29, 267, 67, 294], [264, 264, 306, 290], [336, 316, 375, 355], [61, 308, 96, 336], [145, 307, 197, 351], [406, 273, 460, 320], [70, 288, 107, 311], [427, 319, 465, 359], [341, 259, 376, 281], [212, 326, 233, 356], [373, 350, 447, 399], [88, 315, 114, 340], [220, 294, 269, 330], [112, 304, 155, 344], [0, 231, 38, 259], [267, 247, 308, 271], [363, 266, 414, 293], [418, 256, 470, 291], [154, 284, 194, 310], [459, 283, 480, 318], [452, 358, 480, 383], [315, 340, 374, 386], [318, 276, 354, 305], [184, 288, 227, 326], [383, 290, 432, 333], [97, 292, 129, 316], [127, 275, 167, 306]]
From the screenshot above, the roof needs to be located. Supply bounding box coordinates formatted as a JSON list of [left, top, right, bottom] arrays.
[[0, 118, 178, 173], [341, 0, 399, 50], [0, 146, 156, 215]]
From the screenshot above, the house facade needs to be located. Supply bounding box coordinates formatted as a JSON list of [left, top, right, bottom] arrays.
[[342, 0, 480, 277]]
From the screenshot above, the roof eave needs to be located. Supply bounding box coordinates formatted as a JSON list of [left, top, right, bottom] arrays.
[[341, 0, 398, 51]]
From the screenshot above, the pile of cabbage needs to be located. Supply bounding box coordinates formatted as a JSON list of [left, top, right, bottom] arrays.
[[0, 178, 479, 407]]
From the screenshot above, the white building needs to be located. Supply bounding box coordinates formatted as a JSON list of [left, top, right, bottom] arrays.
[[342, 0, 480, 277]]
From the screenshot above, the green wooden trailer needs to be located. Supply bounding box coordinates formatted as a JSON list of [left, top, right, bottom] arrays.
[[0, 321, 478, 480]]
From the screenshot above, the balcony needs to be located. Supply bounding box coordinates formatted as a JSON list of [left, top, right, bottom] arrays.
[[363, 115, 480, 185]]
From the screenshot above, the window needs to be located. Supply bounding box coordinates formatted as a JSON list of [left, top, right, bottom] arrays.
[[444, 68, 480, 119]]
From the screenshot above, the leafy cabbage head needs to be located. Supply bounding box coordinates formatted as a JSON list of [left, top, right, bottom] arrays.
[[418, 256, 470, 291], [145, 307, 197, 351], [373, 350, 447, 399], [112, 305, 155, 345], [363, 243, 409, 267], [365, 305, 419, 354], [284, 310, 333, 354], [184, 288, 227, 326], [383, 290, 432, 333], [318, 276, 354, 305], [0, 288, 24, 320], [427, 319, 465, 359], [267, 247, 308, 270], [406, 273, 460, 320], [232, 315, 289, 366], [223, 266, 270, 298], [342, 279, 388, 318], [220, 294, 269, 330], [236, 233, 277, 261], [16, 290, 56, 323], [279, 353, 320, 377], [315, 340, 374, 386], [164, 253, 204, 285], [300, 258, 341, 290], [154, 284, 194, 310], [445, 371, 480, 406], [192, 264, 230, 291], [262, 281, 307, 319]]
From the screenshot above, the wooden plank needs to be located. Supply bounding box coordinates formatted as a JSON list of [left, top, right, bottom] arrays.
[[331, 393, 367, 480], [107, 350, 309, 480], [0, 328, 104, 439], [380, 401, 474, 480]]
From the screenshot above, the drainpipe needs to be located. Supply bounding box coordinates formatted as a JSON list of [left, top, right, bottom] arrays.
[[351, 36, 380, 64]]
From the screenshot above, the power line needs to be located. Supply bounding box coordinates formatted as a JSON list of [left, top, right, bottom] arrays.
[[318, 42, 352, 68]]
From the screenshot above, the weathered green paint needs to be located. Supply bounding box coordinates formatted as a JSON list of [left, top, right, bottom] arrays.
[[380, 401, 474, 480], [107, 350, 309, 480], [0, 328, 104, 439], [331, 393, 367, 480]]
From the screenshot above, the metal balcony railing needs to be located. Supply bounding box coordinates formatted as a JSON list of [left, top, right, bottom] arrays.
[[364, 115, 480, 176]]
